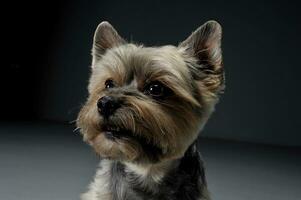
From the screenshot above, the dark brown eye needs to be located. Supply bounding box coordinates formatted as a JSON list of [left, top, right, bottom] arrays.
[[105, 79, 115, 89], [145, 82, 166, 97]]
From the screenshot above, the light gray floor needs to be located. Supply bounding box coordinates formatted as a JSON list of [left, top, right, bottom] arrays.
[[0, 122, 300, 200]]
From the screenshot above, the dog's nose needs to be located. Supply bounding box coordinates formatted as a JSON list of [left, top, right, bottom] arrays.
[[97, 96, 120, 118]]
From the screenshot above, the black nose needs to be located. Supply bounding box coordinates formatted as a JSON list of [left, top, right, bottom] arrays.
[[97, 96, 120, 118]]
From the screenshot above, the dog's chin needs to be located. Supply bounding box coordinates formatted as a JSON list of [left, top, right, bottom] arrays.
[[84, 121, 166, 164], [83, 122, 141, 161]]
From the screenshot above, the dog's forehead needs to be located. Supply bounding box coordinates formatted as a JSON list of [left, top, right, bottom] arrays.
[[96, 44, 192, 85]]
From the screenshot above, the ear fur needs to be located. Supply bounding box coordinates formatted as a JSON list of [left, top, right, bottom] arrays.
[[92, 21, 125, 66], [179, 20, 224, 94]]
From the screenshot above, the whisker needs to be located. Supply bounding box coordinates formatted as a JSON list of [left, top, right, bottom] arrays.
[[73, 127, 81, 133], [69, 119, 77, 124]]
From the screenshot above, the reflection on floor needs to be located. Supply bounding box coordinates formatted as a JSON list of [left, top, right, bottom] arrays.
[[0, 121, 300, 200]]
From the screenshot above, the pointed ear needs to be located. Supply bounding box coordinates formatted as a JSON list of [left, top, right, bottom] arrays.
[[92, 21, 125, 65], [179, 20, 224, 94]]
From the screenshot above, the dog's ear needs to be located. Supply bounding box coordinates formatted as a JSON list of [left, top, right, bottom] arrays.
[[179, 20, 224, 94], [92, 21, 125, 65]]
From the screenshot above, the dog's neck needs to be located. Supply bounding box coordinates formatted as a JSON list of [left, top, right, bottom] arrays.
[[105, 142, 209, 200], [122, 141, 200, 185], [123, 159, 179, 185]]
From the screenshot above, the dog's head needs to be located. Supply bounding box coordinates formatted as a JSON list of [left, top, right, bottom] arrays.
[[77, 21, 224, 164]]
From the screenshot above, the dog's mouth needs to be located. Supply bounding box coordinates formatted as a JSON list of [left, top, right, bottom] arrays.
[[101, 124, 132, 140], [100, 123, 164, 162]]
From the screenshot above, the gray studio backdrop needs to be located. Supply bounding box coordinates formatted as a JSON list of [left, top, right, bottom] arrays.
[[38, 0, 301, 146]]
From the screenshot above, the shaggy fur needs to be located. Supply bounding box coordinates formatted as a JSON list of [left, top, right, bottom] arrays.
[[77, 20, 224, 200]]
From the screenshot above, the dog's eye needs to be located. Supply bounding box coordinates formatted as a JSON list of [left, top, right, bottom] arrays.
[[105, 79, 115, 89], [145, 82, 166, 97]]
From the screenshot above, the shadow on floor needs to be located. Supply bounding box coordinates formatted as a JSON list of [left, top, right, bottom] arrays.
[[0, 121, 300, 200]]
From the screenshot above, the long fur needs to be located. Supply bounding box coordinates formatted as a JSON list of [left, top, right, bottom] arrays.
[[77, 20, 224, 200]]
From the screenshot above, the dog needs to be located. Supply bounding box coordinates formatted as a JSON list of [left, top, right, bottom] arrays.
[[77, 20, 224, 200]]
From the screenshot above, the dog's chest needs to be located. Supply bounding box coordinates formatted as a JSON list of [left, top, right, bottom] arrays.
[[108, 160, 205, 200], [84, 149, 208, 200]]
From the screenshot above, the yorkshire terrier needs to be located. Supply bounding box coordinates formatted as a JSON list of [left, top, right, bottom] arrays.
[[77, 20, 224, 200]]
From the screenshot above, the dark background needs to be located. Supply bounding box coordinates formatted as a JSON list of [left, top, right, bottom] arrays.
[[2, 0, 301, 145], [1, 1, 301, 200]]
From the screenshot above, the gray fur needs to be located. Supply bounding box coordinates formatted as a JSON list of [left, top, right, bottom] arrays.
[[81, 143, 211, 200]]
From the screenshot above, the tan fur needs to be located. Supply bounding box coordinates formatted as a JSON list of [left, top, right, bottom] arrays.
[[77, 44, 208, 162], [77, 20, 224, 200]]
